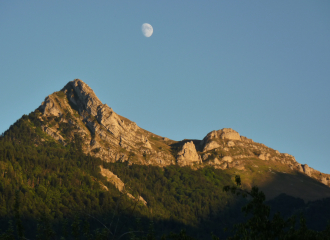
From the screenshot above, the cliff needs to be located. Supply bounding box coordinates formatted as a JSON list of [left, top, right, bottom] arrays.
[[37, 79, 330, 191]]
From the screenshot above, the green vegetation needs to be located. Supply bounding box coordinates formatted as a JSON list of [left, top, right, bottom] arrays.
[[0, 112, 144, 239], [222, 175, 330, 239], [0, 111, 243, 239], [56, 91, 66, 99], [1, 111, 330, 239]]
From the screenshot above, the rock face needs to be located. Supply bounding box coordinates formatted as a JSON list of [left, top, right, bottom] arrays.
[[222, 156, 233, 162], [38, 79, 175, 167], [203, 141, 221, 152], [36, 79, 330, 188], [39, 95, 64, 117], [227, 141, 235, 147], [41, 126, 65, 144], [99, 166, 147, 205], [321, 177, 329, 185], [99, 166, 125, 191], [177, 141, 202, 166], [220, 128, 241, 141], [201, 128, 241, 152], [206, 128, 240, 141], [259, 153, 271, 161], [302, 164, 312, 177]]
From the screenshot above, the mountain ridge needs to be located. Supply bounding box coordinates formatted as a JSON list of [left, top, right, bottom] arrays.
[[1, 78, 330, 239], [35, 79, 330, 200]]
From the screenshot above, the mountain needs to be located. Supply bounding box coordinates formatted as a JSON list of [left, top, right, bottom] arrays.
[[37, 79, 330, 201], [1, 78, 330, 239]]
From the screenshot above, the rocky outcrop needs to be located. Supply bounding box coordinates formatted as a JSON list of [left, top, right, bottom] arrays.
[[241, 136, 254, 143], [41, 126, 66, 144], [177, 141, 202, 166], [100, 166, 125, 191], [64, 80, 143, 146], [36, 79, 330, 188], [39, 95, 64, 117], [204, 128, 241, 142], [206, 157, 221, 166], [202, 153, 211, 161], [227, 141, 235, 147], [38, 79, 175, 166], [99, 166, 147, 205], [201, 128, 241, 152], [222, 156, 233, 162], [203, 141, 220, 152], [321, 177, 328, 185], [220, 128, 241, 140], [302, 164, 312, 177], [259, 153, 271, 161]]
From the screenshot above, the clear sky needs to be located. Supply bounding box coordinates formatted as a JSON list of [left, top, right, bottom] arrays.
[[1, 1, 330, 173]]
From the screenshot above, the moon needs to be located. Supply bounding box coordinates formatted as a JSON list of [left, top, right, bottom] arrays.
[[142, 23, 153, 37]]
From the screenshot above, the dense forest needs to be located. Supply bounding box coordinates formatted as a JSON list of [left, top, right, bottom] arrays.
[[1, 111, 330, 239], [0, 111, 245, 239]]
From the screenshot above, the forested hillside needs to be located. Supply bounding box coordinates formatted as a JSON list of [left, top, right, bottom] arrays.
[[1, 110, 330, 239], [0, 111, 247, 239]]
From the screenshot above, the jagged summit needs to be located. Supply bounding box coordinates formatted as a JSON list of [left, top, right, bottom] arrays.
[[35, 79, 330, 197], [62, 79, 103, 116], [38, 79, 175, 166]]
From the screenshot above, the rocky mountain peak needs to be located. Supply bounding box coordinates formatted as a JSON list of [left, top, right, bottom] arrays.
[[36, 79, 330, 189], [62, 79, 103, 117], [177, 141, 202, 166], [38, 79, 175, 167], [201, 128, 241, 152]]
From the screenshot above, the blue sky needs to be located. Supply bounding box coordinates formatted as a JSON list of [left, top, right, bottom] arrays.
[[1, 1, 330, 173]]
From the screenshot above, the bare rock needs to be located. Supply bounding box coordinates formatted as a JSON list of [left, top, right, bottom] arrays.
[[321, 177, 328, 185], [35, 79, 330, 188], [213, 157, 221, 164], [41, 126, 65, 144], [222, 156, 233, 163], [203, 141, 220, 152], [205, 128, 240, 141], [39, 79, 175, 166], [227, 141, 235, 147], [138, 196, 147, 205], [202, 153, 211, 161], [219, 162, 228, 169], [99, 166, 147, 205], [207, 157, 221, 166], [233, 155, 252, 159], [142, 137, 152, 149], [283, 153, 295, 158], [302, 164, 312, 177], [259, 153, 270, 161], [177, 141, 202, 166], [220, 128, 241, 140], [39, 95, 63, 117], [240, 136, 254, 143], [99, 166, 125, 191], [201, 128, 240, 152], [209, 157, 221, 165]]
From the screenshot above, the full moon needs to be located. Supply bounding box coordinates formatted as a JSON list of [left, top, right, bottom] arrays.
[[142, 23, 153, 37]]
